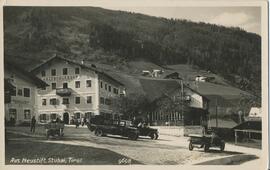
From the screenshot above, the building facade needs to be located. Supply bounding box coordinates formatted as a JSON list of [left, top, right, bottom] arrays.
[[31, 55, 124, 124], [4, 61, 48, 125]]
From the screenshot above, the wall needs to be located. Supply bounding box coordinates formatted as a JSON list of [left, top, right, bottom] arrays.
[[35, 60, 100, 123], [5, 69, 37, 124], [98, 76, 122, 117]]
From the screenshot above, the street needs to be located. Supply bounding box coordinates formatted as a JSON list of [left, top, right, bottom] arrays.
[[5, 126, 261, 165]]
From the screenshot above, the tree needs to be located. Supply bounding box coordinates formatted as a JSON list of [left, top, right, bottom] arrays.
[[111, 93, 151, 120]]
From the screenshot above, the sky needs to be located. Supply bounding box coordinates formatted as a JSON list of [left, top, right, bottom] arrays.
[[105, 6, 261, 35]]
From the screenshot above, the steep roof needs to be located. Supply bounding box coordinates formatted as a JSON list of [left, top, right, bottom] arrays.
[[189, 82, 250, 99], [140, 78, 180, 102], [139, 78, 208, 103], [4, 59, 48, 88], [188, 82, 252, 107], [30, 54, 124, 86]]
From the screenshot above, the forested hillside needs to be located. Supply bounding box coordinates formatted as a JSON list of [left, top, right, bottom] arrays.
[[4, 7, 261, 96]]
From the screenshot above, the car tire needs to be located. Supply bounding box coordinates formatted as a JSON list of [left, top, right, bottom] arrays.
[[150, 132, 158, 140], [129, 133, 138, 140], [189, 141, 194, 151], [204, 144, 210, 152], [95, 129, 103, 137], [220, 141, 225, 151]]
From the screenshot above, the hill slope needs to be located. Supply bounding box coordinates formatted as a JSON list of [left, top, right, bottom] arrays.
[[4, 6, 261, 96]]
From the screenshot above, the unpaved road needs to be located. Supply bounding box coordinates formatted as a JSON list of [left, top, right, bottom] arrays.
[[5, 126, 261, 165]]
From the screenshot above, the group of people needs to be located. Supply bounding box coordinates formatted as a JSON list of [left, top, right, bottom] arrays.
[[73, 117, 88, 128]]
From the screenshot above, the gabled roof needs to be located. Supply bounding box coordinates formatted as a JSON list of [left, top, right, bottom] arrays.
[[139, 78, 209, 103], [30, 54, 124, 86], [4, 59, 49, 88]]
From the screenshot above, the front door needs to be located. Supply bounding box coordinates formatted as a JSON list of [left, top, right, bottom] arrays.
[[63, 112, 69, 124]]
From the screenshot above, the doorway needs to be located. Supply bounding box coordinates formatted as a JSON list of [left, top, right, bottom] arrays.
[[63, 112, 69, 124]]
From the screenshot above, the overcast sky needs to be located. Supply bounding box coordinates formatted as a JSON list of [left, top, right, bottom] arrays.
[[105, 6, 261, 35]]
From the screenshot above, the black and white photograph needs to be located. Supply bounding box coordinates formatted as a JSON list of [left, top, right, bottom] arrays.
[[2, 0, 268, 168]]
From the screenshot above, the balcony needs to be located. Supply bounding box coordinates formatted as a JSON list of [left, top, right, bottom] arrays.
[[56, 88, 72, 96]]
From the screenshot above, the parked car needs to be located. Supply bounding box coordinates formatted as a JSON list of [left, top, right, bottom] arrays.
[[136, 125, 159, 140], [188, 130, 225, 152], [88, 119, 139, 140]]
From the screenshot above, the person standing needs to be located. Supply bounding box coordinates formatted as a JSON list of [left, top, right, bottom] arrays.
[[30, 116, 36, 133]]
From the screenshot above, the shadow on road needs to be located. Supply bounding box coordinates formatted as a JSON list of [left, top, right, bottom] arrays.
[[6, 136, 143, 165], [196, 149, 243, 155]]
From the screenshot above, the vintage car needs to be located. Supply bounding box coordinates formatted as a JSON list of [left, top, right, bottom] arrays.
[[88, 119, 139, 140], [44, 121, 64, 139], [136, 125, 159, 140], [188, 130, 225, 152]]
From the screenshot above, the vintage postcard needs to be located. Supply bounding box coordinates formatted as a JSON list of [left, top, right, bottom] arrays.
[[0, 0, 268, 170]]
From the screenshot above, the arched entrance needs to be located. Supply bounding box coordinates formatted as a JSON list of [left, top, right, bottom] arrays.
[[63, 112, 69, 124]]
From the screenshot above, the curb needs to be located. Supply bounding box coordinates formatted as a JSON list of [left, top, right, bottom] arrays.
[[195, 154, 259, 165]]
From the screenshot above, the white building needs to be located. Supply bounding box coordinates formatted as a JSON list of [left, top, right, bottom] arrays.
[[31, 55, 125, 124], [4, 61, 48, 125]]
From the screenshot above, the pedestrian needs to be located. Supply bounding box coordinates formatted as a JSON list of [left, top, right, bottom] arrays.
[[30, 116, 36, 133], [75, 118, 79, 128]]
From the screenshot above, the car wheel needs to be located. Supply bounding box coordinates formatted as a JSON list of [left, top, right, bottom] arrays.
[[150, 132, 158, 140], [95, 129, 103, 137], [204, 144, 210, 152], [129, 133, 138, 140], [220, 141, 225, 151], [189, 141, 194, 151]]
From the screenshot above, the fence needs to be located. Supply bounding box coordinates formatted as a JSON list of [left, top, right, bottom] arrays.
[[150, 126, 184, 136]]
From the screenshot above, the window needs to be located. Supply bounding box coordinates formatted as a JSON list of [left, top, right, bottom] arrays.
[[100, 81, 103, 88], [74, 112, 81, 119], [41, 70, 46, 77], [50, 98, 57, 105], [75, 67, 80, 74], [105, 84, 107, 90], [62, 98, 69, 104], [9, 109, 17, 120], [75, 97, 80, 104], [105, 99, 111, 105], [113, 88, 119, 94], [87, 96, 92, 104], [63, 68, 68, 75], [100, 97, 105, 104], [84, 112, 95, 120], [52, 82, 56, 90], [50, 113, 57, 120], [51, 69, 56, 76], [39, 114, 48, 123], [23, 88, 30, 97], [108, 85, 111, 92], [86, 80, 91, 87], [10, 87, 16, 96], [42, 99, 47, 106], [17, 89, 23, 96], [75, 81, 80, 88], [63, 83, 68, 89], [24, 109, 31, 120]]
